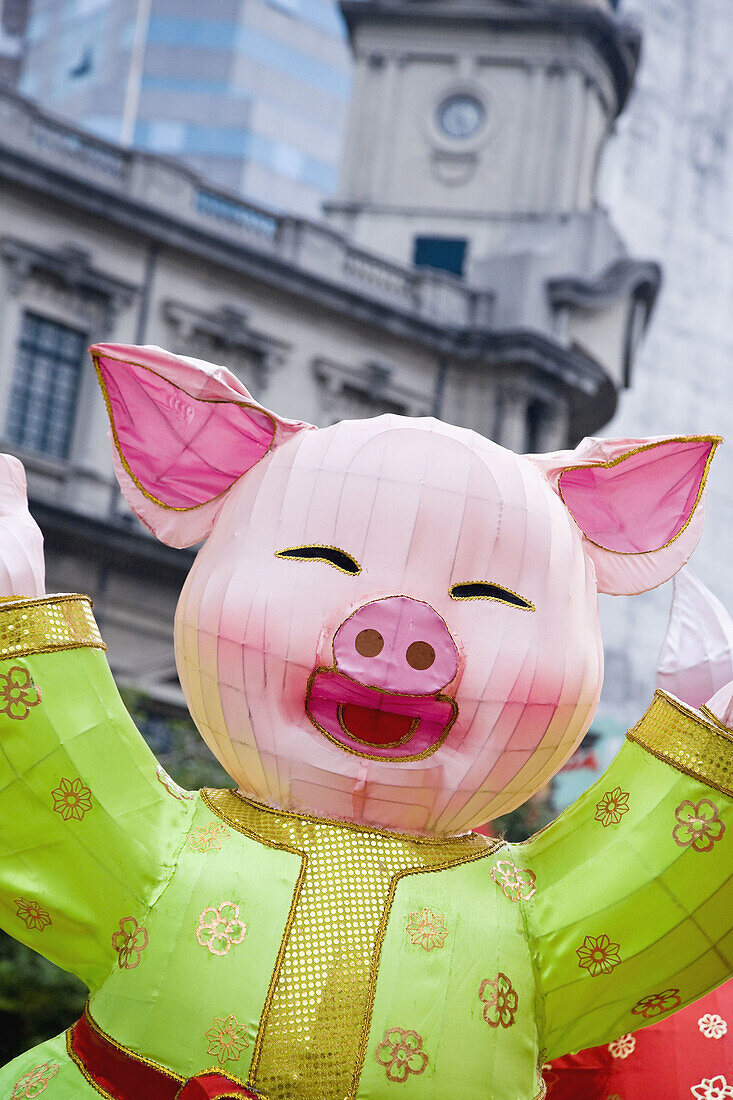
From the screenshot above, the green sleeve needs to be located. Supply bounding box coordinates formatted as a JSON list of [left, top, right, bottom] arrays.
[[0, 595, 195, 990], [515, 690, 733, 1060]]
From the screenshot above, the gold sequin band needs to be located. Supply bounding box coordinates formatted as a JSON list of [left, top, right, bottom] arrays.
[[0, 594, 105, 660], [627, 690, 733, 798], [203, 788, 502, 1100]]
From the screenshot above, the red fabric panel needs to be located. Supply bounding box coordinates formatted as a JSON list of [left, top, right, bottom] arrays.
[[70, 1016, 258, 1099]]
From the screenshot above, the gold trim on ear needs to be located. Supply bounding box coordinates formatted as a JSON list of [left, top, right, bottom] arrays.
[[557, 435, 721, 556], [91, 350, 278, 514]]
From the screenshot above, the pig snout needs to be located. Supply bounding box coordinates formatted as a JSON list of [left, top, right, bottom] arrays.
[[332, 596, 459, 696]]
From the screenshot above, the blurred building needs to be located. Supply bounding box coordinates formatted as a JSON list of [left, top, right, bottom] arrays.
[[17, 0, 351, 217], [0, 0, 658, 713], [595, 0, 733, 730], [0, 0, 29, 87]]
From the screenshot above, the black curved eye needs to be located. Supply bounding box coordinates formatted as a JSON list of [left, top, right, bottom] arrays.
[[275, 545, 361, 575], [449, 582, 534, 611]]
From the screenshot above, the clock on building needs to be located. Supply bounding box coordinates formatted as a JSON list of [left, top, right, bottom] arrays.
[[436, 93, 485, 139]]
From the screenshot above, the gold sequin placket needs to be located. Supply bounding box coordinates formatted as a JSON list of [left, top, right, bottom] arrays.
[[0, 595, 105, 660], [627, 690, 733, 797], [203, 789, 501, 1100]]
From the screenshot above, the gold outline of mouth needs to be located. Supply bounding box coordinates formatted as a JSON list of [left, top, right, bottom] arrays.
[[336, 704, 419, 748], [304, 666, 459, 762]]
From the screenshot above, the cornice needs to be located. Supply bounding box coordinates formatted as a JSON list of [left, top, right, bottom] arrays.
[[340, 0, 640, 115]]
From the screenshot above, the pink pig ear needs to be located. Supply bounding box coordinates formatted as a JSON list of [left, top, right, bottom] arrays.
[[531, 435, 720, 595], [91, 343, 312, 547]]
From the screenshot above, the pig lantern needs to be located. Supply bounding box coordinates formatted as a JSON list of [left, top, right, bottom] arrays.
[[0, 343, 731, 1100]]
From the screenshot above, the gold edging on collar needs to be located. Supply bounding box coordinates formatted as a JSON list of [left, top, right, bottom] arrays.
[[202, 786, 482, 846], [700, 703, 733, 735], [557, 435, 721, 556], [626, 690, 733, 798], [0, 594, 105, 660], [91, 350, 278, 513]]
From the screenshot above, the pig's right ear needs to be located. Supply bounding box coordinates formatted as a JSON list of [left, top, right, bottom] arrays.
[[91, 344, 313, 547]]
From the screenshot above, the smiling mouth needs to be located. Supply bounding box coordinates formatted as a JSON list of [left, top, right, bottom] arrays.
[[306, 668, 458, 762], [337, 704, 419, 748]]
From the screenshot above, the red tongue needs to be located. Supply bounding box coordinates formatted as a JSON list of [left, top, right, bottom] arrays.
[[340, 703, 416, 746]]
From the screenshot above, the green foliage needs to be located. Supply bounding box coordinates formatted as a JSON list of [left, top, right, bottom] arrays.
[[0, 934, 87, 1064], [491, 786, 556, 842]]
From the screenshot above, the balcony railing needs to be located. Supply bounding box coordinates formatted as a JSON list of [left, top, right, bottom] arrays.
[[0, 87, 492, 330]]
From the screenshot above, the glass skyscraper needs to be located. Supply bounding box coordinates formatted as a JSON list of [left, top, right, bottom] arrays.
[[18, 0, 351, 216]]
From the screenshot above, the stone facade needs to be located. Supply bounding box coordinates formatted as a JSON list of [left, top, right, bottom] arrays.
[[0, 0, 658, 712], [596, 0, 733, 729]]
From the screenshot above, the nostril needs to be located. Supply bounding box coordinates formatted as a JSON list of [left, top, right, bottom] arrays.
[[406, 640, 435, 671], [355, 628, 384, 658]]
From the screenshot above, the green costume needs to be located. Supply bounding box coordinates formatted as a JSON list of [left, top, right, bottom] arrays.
[[0, 595, 731, 1099]]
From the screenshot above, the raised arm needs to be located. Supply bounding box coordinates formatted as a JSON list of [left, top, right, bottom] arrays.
[[0, 457, 194, 991], [514, 690, 732, 1061]]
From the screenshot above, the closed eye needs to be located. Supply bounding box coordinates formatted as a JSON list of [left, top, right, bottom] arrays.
[[275, 545, 361, 575], [450, 582, 534, 611]]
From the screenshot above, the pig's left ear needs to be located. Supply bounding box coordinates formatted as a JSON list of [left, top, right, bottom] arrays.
[[91, 343, 313, 547], [530, 435, 721, 595]]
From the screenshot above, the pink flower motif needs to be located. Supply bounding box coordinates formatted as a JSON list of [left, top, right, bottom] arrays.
[[673, 799, 725, 852], [0, 666, 41, 720], [490, 860, 537, 902], [405, 907, 449, 951], [51, 777, 92, 821], [188, 822, 230, 853], [576, 934, 621, 977], [608, 1033, 635, 1059], [691, 1076, 733, 1099], [196, 901, 247, 956], [594, 786, 630, 827], [156, 763, 195, 800], [478, 972, 519, 1028], [111, 916, 149, 969], [374, 1028, 428, 1082], [11, 1062, 59, 1098], [14, 898, 51, 932], [698, 1013, 728, 1039], [205, 1014, 249, 1064], [631, 988, 681, 1019]]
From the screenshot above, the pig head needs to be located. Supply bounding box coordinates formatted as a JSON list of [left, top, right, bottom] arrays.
[[91, 344, 719, 835]]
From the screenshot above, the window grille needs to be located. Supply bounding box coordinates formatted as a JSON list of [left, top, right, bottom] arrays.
[[4, 312, 86, 459]]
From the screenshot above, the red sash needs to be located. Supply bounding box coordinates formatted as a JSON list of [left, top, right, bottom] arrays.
[[68, 1011, 260, 1100]]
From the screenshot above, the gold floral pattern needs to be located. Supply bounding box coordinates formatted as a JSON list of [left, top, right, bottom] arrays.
[[672, 799, 725, 852], [14, 898, 51, 931], [188, 822, 230, 853], [196, 901, 247, 956], [576, 934, 621, 977], [405, 907, 449, 950], [156, 763, 195, 800], [631, 988, 681, 1019], [490, 859, 537, 901], [374, 1028, 428, 1082], [607, 1034, 635, 1059], [111, 916, 149, 969], [10, 1062, 59, 1098], [205, 1014, 249, 1065], [51, 777, 92, 822], [698, 1013, 728, 1039], [0, 666, 41, 720], [594, 787, 630, 827], [691, 1077, 733, 1100], [478, 972, 519, 1028]]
